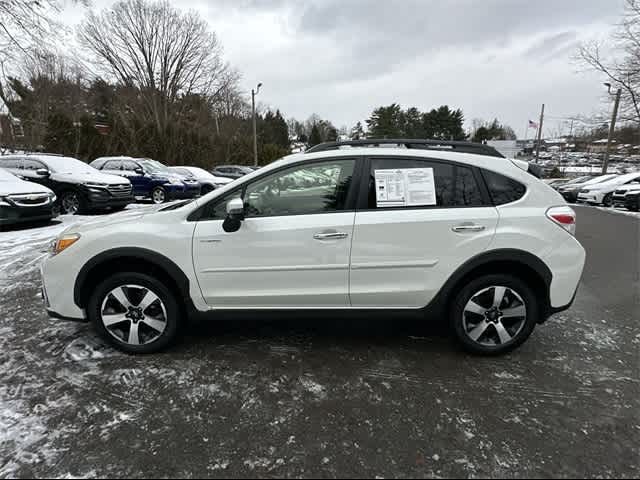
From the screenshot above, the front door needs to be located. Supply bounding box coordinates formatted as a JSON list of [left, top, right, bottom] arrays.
[[349, 157, 499, 308], [192, 158, 359, 308]]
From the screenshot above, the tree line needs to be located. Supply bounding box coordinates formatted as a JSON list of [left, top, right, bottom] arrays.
[[1, 0, 519, 169]]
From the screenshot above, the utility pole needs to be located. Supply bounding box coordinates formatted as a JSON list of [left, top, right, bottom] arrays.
[[603, 88, 622, 175], [251, 82, 262, 167], [535, 104, 545, 163]]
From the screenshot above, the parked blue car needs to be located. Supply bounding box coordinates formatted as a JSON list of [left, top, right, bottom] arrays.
[[90, 157, 199, 204]]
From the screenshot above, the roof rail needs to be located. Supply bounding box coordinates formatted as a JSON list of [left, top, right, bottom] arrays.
[[305, 139, 505, 158]]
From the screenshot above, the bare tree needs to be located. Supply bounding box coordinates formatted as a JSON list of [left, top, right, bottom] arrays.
[[577, 0, 640, 124], [79, 0, 235, 134]]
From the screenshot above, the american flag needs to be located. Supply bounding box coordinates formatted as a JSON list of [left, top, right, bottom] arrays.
[[529, 120, 539, 129]]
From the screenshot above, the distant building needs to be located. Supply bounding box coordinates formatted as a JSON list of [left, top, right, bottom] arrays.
[[589, 139, 616, 153]]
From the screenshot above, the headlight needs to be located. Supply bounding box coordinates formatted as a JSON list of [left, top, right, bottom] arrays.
[[52, 233, 81, 255]]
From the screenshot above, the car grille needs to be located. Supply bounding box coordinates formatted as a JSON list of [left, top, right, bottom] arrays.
[[107, 184, 132, 197], [7, 193, 51, 207], [614, 190, 627, 195]]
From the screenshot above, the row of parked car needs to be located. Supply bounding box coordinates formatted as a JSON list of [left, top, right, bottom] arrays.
[[547, 171, 640, 211], [0, 153, 259, 226]]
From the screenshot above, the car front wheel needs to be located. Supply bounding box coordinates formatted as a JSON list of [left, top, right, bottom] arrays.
[[88, 272, 180, 354], [60, 191, 85, 215], [451, 274, 538, 355], [151, 187, 167, 204]]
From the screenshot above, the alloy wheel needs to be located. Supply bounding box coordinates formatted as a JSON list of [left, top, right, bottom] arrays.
[[462, 286, 527, 347], [62, 193, 80, 215], [100, 284, 167, 346]]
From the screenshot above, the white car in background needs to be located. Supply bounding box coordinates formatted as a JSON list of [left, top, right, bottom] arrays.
[[168, 166, 232, 195], [41, 139, 586, 356], [0, 168, 57, 226], [577, 172, 640, 206]]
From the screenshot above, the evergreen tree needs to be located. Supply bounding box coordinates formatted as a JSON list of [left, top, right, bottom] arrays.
[[350, 121, 365, 140], [309, 124, 323, 146], [43, 113, 76, 155], [366, 103, 404, 138]]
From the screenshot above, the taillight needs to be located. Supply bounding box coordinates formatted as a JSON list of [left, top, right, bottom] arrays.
[[546, 206, 576, 235]]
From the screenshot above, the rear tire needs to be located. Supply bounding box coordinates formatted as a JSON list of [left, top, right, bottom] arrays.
[[451, 274, 539, 356], [87, 272, 181, 354]]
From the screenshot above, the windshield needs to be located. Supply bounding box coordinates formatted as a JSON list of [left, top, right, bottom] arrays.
[[138, 160, 168, 174], [42, 156, 97, 174], [0, 168, 16, 181]]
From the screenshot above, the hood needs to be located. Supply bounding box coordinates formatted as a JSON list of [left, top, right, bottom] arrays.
[[63, 203, 168, 234], [53, 171, 131, 185], [0, 178, 54, 196]]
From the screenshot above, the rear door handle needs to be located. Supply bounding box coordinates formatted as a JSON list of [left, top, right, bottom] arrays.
[[452, 224, 486, 233], [314, 231, 349, 241]]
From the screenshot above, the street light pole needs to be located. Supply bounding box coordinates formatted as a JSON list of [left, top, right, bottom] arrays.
[[602, 84, 622, 175], [251, 82, 262, 167]]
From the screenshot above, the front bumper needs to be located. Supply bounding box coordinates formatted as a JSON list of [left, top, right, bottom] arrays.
[[41, 257, 86, 321], [85, 189, 134, 210], [560, 190, 579, 203], [577, 193, 599, 203], [175, 183, 201, 199], [0, 204, 57, 226], [612, 195, 628, 207]]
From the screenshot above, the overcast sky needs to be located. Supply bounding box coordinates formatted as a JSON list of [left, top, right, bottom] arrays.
[[62, 0, 625, 138]]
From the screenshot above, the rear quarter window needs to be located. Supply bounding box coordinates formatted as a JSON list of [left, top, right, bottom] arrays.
[[483, 170, 526, 205]]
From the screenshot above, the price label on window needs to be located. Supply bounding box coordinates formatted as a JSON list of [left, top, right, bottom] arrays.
[[375, 168, 437, 207]]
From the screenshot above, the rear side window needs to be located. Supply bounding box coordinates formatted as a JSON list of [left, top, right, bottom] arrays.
[[0, 158, 22, 169], [483, 170, 526, 205], [104, 160, 122, 170], [368, 158, 487, 208]]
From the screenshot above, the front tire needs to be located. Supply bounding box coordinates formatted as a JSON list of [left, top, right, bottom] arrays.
[[151, 187, 167, 204], [451, 274, 539, 356], [602, 193, 613, 207], [60, 190, 86, 215], [87, 272, 180, 354]]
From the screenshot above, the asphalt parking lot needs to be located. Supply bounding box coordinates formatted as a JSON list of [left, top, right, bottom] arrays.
[[0, 206, 638, 478]]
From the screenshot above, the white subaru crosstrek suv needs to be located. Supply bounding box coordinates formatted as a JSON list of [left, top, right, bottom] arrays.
[[41, 140, 586, 355]]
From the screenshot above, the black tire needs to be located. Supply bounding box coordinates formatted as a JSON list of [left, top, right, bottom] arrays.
[[602, 193, 613, 207], [60, 190, 87, 215], [151, 186, 167, 204], [87, 272, 181, 354], [451, 274, 539, 356]]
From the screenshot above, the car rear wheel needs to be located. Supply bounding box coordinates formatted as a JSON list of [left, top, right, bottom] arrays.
[[151, 187, 167, 204], [451, 274, 538, 355], [88, 272, 180, 354]]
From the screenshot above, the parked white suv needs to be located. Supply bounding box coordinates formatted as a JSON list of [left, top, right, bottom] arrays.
[[41, 141, 586, 355]]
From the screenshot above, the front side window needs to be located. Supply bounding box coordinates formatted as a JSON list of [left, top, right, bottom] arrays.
[[368, 158, 486, 209], [122, 161, 140, 171], [0, 158, 23, 169], [243, 159, 356, 217], [198, 159, 356, 221]]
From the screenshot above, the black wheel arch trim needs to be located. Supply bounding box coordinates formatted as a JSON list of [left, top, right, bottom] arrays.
[[74, 247, 195, 312], [423, 248, 553, 320]]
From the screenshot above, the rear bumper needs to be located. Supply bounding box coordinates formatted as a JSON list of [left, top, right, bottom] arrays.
[[542, 235, 586, 309], [0, 204, 57, 226]]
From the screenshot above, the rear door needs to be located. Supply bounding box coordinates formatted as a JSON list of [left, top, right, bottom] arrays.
[[349, 156, 499, 308]]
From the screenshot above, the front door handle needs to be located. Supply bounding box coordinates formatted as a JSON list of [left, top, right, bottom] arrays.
[[314, 231, 349, 241], [452, 224, 486, 233]]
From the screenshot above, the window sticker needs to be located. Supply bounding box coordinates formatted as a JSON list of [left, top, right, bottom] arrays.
[[375, 168, 437, 207]]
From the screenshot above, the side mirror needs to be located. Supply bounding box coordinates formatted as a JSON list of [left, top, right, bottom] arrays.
[[134, 167, 145, 175], [35, 168, 51, 178], [223, 197, 244, 233]]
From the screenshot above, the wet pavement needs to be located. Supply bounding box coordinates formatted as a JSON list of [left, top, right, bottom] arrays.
[[0, 206, 638, 478]]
